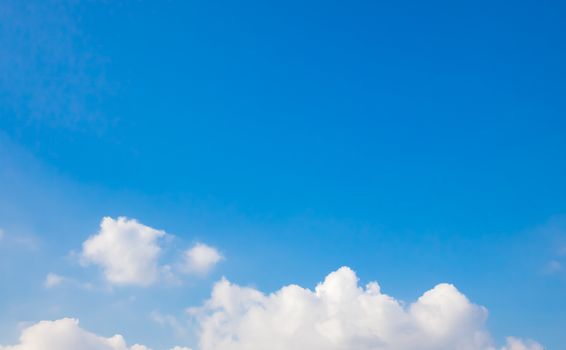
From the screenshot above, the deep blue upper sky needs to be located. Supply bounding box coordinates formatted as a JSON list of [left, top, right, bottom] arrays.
[[0, 0, 565, 349]]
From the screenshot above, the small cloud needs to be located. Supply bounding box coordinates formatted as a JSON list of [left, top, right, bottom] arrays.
[[181, 243, 223, 275], [0, 318, 150, 350], [80, 217, 166, 287], [44, 273, 66, 288]]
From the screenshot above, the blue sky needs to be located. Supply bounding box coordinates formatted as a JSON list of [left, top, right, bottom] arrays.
[[0, 0, 565, 349]]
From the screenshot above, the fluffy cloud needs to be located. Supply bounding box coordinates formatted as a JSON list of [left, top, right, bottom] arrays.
[[0, 268, 542, 350], [190, 267, 543, 350], [0, 318, 192, 350], [79, 217, 222, 286], [0, 318, 148, 350], [81, 217, 166, 286], [181, 243, 223, 275]]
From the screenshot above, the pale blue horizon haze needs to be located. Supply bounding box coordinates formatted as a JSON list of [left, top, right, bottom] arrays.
[[0, 1, 565, 349]]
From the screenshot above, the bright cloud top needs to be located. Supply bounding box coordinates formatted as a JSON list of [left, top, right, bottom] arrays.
[[81, 217, 166, 286], [0, 268, 542, 350], [182, 243, 223, 275], [190, 267, 543, 350]]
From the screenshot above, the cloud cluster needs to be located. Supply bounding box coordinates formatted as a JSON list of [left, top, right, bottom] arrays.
[[190, 267, 543, 350], [0, 268, 543, 350], [79, 217, 222, 287]]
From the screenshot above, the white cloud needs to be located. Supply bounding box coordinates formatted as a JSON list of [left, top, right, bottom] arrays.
[[80, 217, 166, 286], [189, 267, 543, 350], [44, 273, 66, 288], [0, 268, 543, 350], [0, 318, 148, 350], [0, 318, 193, 350], [501, 337, 544, 350], [181, 243, 223, 275], [78, 217, 223, 287]]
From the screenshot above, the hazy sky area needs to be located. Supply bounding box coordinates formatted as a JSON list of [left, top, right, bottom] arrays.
[[0, 0, 565, 349]]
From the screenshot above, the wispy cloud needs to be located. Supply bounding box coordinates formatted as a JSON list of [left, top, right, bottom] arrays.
[[44, 273, 66, 289], [535, 215, 566, 276], [151, 311, 189, 338], [0, 228, 40, 251], [0, 0, 112, 128], [543, 260, 562, 275]]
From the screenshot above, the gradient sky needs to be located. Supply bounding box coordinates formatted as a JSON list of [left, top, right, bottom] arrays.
[[1, 0, 565, 349]]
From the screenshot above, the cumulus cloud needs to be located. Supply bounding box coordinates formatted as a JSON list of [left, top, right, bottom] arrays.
[[181, 243, 223, 275], [189, 267, 543, 350], [80, 217, 166, 286], [0, 268, 542, 350], [79, 217, 222, 287], [0, 318, 194, 350], [0, 318, 148, 350]]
